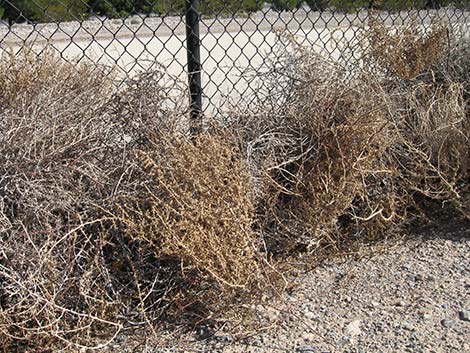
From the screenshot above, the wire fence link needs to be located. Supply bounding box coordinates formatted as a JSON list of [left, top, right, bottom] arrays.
[[1, 1, 469, 115]]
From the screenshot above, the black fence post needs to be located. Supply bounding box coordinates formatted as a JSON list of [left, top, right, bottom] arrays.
[[185, 0, 202, 135]]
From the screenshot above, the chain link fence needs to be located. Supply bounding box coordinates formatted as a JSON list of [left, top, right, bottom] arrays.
[[1, 1, 469, 115]]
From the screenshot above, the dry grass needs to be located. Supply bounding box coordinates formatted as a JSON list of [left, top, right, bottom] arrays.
[[0, 19, 469, 352], [116, 131, 270, 292], [0, 50, 275, 352], [226, 34, 398, 254], [361, 17, 449, 80], [0, 50, 123, 351], [0, 50, 193, 351], [227, 21, 469, 257], [389, 82, 468, 199]]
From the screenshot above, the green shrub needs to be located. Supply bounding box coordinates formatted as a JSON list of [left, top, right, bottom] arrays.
[[326, 0, 452, 12], [2, 0, 459, 22], [41, 0, 89, 20], [202, 0, 265, 14], [152, 0, 183, 15], [305, 0, 330, 10], [89, 0, 132, 17], [241, 0, 265, 12], [378, 0, 426, 11], [453, 0, 468, 9], [88, 0, 115, 17], [3, 0, 89, 22], [154, 0, 265, 16], [89, 0, 161, 17], [327, 0, 371, 12], [272, 0, 300, 11], [3, 0, 38, 22]]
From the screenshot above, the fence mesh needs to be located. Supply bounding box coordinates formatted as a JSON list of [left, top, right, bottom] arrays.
[[1, 1, 469, 114]]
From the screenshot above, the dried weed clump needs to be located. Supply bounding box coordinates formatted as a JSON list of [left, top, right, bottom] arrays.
[[0, 51, 196, 351], [389, 81, 468, 203], [364, 22, 470, 216], [228, 21, 469, 257], [0, 51, 124, 351], [117, 131, 269, 292], [362, 17, 449, 80], [0, 50, 273, 352], [232, 39, 399, 253]]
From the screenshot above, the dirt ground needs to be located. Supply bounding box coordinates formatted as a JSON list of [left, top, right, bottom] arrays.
[[108, 220, 469, 353]]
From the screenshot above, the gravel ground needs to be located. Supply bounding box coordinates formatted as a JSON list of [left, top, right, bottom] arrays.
[[138, 221, 470, 353]]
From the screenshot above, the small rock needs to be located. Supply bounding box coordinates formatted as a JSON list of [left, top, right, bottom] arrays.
[[266, 310, 279, 322], [256, 304, 279, 322], [407, 274, 423, 282], [281, 312, 295, 322], [374, 321, 385, 332], [401, 264, 411, 271], [301, 332, 316, 342], [370, 300, 380, 307], [196, 326, 214, 339], [345, 320, 362, 336], [297, 345, 316, 353], [396, 300, 407, 307], [458, 310, 470, 322], [441, 319, 456, 328], [304, 311, 315, 320], [213, 334, 232, 343], [419, 311, 432, 320], [401, 321, 414, 331], [338, 336, 350, 346]]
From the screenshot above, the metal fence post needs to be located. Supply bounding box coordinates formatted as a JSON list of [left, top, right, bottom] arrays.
[[185, 0, 202, 135]]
